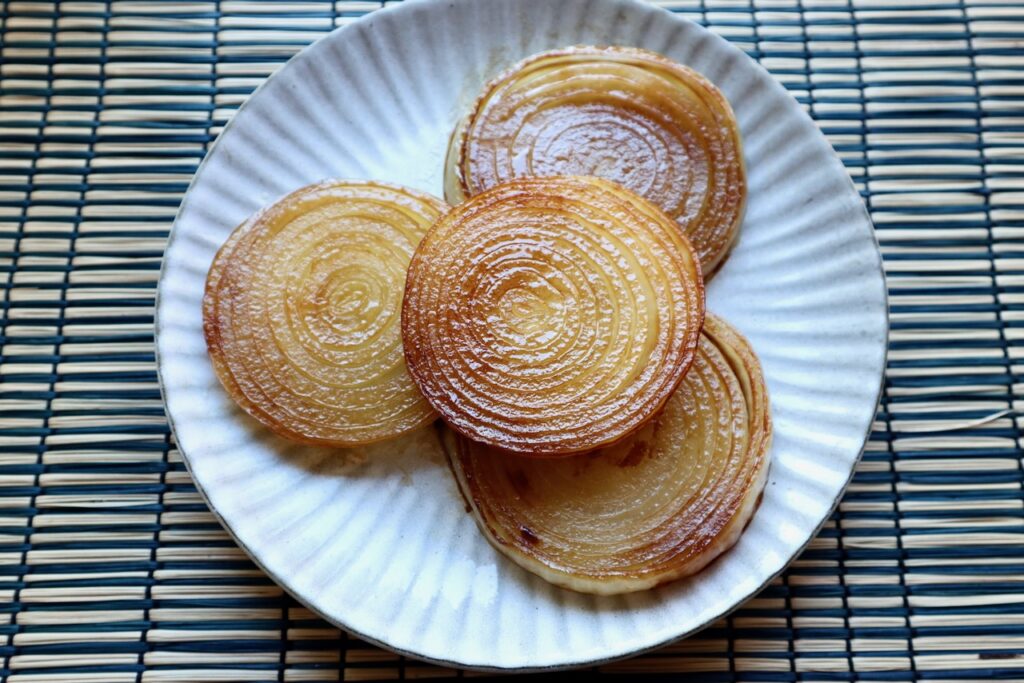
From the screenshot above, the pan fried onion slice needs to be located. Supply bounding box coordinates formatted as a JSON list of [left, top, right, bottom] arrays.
[[402, 176, 704, 456], [203, 180, 447, 446], [446, 46, 746, 277], [445, 314, 771, 595]]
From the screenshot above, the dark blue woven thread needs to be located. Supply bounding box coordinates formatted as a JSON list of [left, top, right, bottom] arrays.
[[841, 3, 910, 679], [2, 4, 59, 679], [0, 0, 1022, 680]]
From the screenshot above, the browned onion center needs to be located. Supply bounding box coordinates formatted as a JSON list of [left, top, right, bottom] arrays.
[[402, 176, 704, 456]]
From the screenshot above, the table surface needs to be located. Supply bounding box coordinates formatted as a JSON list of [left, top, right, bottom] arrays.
[[1, 0, 1023, 680]]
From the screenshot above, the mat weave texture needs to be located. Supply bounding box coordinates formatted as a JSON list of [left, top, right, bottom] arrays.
[[1, 0, 1023, 680]]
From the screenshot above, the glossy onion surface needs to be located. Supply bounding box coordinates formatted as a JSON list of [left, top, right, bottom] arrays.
[[446, 46, 746, 277], [203, 180, 447, 446], [445, 314, 771, 595], [402, 176, 704, 456]]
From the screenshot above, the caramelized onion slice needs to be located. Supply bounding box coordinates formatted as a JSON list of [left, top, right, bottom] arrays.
[[203, 180, 447, 446], [402, 175, 704, 456], [447, 45, 746, 277], [445, 314, 771, 595]]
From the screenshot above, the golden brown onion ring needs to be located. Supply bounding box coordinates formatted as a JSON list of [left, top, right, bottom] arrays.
[[402, 175, 704, 456], [446, 46, 746, 277], [203, 180, 447, 446], [444, 314, 771, 594]]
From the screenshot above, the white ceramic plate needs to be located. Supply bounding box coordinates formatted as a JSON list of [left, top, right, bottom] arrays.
[[155, 0, 887, 671]]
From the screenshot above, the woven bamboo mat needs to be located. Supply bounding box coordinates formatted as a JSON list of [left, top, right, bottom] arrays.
[[1, 0, 1023, 680]]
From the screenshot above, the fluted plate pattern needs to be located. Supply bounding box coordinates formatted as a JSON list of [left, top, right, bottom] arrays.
[[155, 0, 888, 671]]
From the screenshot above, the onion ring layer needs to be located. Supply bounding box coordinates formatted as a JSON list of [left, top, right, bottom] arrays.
[[446, 46, 746, 277], [446, 314, 771, 594], [402, 175, 704, 455], [203, 180, 447, 446]]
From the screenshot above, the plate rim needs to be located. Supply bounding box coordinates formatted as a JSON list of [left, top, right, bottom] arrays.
[[153, 0, 890, 671]]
